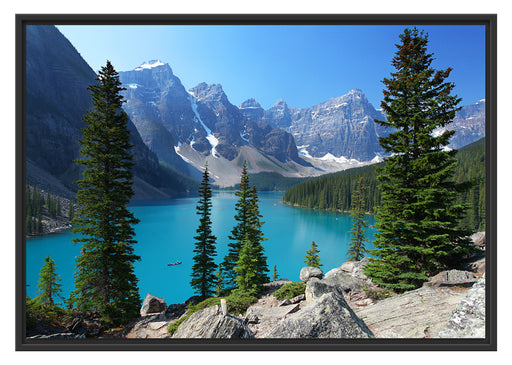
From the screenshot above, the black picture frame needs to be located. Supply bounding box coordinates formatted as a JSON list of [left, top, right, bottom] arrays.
[[15, 13, 497, 351]]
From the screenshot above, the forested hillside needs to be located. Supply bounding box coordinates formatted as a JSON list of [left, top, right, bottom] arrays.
[[283, 138, 485, 231]]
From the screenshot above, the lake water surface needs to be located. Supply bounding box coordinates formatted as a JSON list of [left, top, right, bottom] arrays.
[[26, 191, 376, 305]]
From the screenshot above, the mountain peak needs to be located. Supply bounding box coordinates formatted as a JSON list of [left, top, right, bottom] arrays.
[[134, 60, 168, 71], [189, 83, 227, 101], [272, 98, 288, 108], [348, 88, 364, 95], [239, 98, 262, 109]]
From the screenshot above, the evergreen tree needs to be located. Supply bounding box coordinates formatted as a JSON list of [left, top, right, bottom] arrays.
[[223, 161, 252, 287], [304, 241, 322, 268], [190, 164, 217, 299], [71, 61, 141, 327], [347, 176, 368, 261], [234, 237, 260, 296], [272, 264, 279, 281], [35, 256, 63, 306], [224, 162, 269, 290], [364, 28, 476, 292], [246, 185, 269, 285]]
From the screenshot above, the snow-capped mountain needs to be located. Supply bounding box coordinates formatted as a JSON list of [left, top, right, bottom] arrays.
[[261, 89, 388, 162], [119, 62, 314, 186]]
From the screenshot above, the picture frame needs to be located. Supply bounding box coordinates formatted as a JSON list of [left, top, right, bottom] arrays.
[[16, 13, 497, 351]]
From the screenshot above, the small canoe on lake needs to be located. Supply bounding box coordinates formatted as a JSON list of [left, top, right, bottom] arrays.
[[168, 261, 182, 266]]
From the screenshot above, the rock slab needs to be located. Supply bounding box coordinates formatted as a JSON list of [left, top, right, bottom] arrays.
[[439, 275, 486, 338], [262, 290, 374, 339], [354, 286, 469, 338], [424, 269, 478, 288], [172, 305, 254, 339]]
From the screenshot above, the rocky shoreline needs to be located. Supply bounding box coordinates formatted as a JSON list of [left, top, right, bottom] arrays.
[[27, 232, 486, 340]]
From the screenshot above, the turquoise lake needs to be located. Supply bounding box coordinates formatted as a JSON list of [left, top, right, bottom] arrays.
[[25, 191, 376, 305]]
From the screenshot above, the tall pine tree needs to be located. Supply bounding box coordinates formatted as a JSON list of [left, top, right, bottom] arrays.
[[71, 61, 141, 327], [246, 185, 269, 285], [223, 162, 269, 289], [223, 161, 252, 287], [190, 163, 217, 299], [364, 28, 475, 292], [347, 176, 368, 261]]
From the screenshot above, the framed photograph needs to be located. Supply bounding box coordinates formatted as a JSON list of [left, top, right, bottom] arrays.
[[16, 13, 497, 351]]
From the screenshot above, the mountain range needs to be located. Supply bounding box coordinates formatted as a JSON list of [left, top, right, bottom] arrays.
[[25, 26, 486, 196]]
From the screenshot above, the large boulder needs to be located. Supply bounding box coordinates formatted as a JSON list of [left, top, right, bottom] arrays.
[[299, 267, 323, 283], [470, 232, 486, 250], [140, 293, 167, 316], [424, 270, 478, 288], [172, 305, 254, 339], [439, 275, 486, 338], [321, 268, 366, 293], [262, 289, 374, 338]]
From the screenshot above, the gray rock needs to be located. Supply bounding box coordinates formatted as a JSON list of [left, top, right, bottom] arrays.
[[424, 269, 478, 288], [352, 257, 370, 280], [140, 293, 167, 316], [124, 313, 173, 339], [340, 261, 355, 273], [289, 294, 305, 304], [470, 232, 486, 249], [439, 275, 486, 338], [172, 305, 254, 339], [308, 267, 366, 306], [244, 313, 259, 325], [300, 266, 324, 283], [262, 290, 374, 338], [322, 269, 365, 293], [354, 285, 469, 338]]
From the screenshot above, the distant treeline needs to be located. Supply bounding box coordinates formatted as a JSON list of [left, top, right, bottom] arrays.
[[283, 138, 485, 232], [215, 172, 313, 192]]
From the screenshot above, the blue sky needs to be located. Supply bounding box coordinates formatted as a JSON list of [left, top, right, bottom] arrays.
[[57, 24, 485, 110]]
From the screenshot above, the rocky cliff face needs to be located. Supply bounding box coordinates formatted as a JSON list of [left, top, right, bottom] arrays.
[[260, 90, 485, 162], [26, 27, 191, 199], [261, 89, 388, 161], [436, 99, 486, 149], [239, 98, 305, 165], [26, 25, 96, 186]]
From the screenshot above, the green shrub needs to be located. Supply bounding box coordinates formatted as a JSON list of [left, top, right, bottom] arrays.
[[226, 290, 258, 315], [167, 315, 187, 335], [272, 282, 306, 300]]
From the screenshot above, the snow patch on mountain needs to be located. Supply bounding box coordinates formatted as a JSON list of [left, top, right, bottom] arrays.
[[188, 93, 219, 157], [320, 153, 361, 165], [135, 60, 165, 71]]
